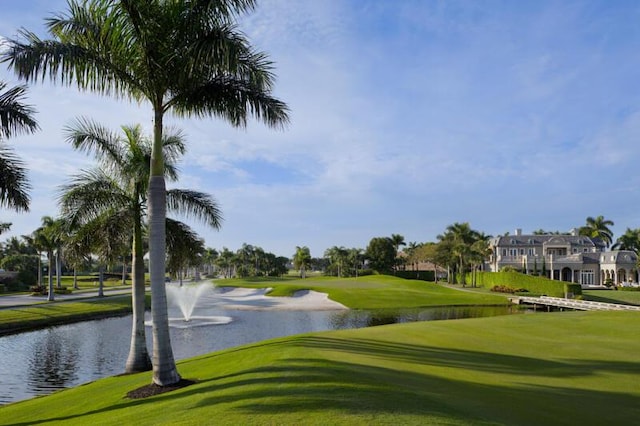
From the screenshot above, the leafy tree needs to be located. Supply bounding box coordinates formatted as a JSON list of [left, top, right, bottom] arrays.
[[4, 0, 289, 386], [0, 81, 39, 212], [293, 246, 312, 278], [365, 237, 396, 273], [578, 215, 615, 247]]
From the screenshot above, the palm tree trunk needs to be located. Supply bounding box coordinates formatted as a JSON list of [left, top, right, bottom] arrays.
[[126, 216, 151, 373], [149, 174, 180, 385], [98, 265, 104, 297], [37, 255, 42, 287], [47, 252, 54, 301], [56, 249, 62, 289]]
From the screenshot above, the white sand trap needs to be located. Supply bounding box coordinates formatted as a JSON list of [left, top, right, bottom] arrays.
[[212, 286, 348, 311]]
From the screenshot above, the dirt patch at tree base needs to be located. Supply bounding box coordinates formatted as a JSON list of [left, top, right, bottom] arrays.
[[126, 379, 196, 399]]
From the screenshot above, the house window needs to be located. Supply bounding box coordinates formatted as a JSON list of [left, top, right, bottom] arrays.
[[573, 248, 578, 253], [510, 239, 515, 244], [502, 249, 507, 256], [580, 270, 594, 285], [528, 248, 534, 255], [520, 249, 525, 255], [509, 249, 517, 256]]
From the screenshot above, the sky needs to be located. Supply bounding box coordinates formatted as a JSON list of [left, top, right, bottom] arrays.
[[1, 0, 640, 258]]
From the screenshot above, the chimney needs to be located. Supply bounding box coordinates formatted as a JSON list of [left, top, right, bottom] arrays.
[[515, 228, 522, 236]]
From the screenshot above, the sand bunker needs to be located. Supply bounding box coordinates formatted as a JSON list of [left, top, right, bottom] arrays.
[[213, 286, 348, 311]]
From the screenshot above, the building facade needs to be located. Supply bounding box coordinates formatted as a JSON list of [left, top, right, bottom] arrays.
[[487, 229, 638, 287]]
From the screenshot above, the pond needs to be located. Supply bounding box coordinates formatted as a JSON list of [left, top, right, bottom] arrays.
[[0, 304, 519, 405]]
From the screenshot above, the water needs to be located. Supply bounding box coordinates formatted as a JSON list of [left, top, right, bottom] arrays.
[[0, 304, 518, 405]]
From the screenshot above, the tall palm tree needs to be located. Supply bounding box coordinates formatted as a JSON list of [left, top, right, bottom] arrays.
[[612, 228, 640, 254], [579, 215, 615, 248], [0, 81, 39, 212], [4, 0, 289, 386], [59, 119, 221, 374]]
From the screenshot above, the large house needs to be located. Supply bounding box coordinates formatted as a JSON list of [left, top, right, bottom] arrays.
[[487, 229, 638, 287]]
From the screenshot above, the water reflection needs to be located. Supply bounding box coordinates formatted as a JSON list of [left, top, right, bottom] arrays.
[[28, 329, 79, 394], [330, 306, 517, 329], [0, 305, 519, 405]]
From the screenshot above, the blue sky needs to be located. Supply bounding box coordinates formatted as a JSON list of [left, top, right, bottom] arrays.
[[1, 0, 639, 257]]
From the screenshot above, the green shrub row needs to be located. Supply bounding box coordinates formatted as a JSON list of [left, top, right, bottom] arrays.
[[470, 271, 582, 297], [394, 270, 436, 281]]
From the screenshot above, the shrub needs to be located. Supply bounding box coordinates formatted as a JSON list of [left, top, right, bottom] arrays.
[[471, 271, 581, 297], [490, 285, 528, 294]]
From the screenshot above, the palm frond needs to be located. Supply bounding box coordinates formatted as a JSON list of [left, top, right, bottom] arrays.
[[169, 76, 289, 128], [58, 168, 132, 223], [166, 189, 223, 229], [0, 81, 39, 139], [64, 116, 126, 169], [0, 143, 31, 211]]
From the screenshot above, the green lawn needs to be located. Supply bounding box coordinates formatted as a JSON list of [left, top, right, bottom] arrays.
[[216, 275, 509, 308], [0, 296, 137, 335], [583, 289, 640, 306], [1, 310, 638, 425]]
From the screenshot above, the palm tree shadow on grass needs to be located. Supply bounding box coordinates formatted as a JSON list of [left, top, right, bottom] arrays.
[[15, 335, 640, 425]]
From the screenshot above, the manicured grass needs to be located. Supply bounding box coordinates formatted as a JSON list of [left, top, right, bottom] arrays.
[[1, 311, 638, 425], [583, 289, 640, 306], [0, 296, 137, 335], [217, 275, 509, 308]]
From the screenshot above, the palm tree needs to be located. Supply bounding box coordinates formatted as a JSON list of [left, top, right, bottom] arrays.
[[437, 223, 480, 286], [32, 216, 63, 301], [2, 0, 288, 386], [579, 215, 615, 248], [612, 228, 640, 254], [389, 234, 406, 272], [0, 81, 39, 212], [166, 219, 205, 285], [293, 246, 312, 278], [324, 246, 348, 277], [59, 119, 221, 373], [4, 0, 288, 386]]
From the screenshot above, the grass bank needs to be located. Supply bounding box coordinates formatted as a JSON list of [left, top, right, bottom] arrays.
[[0, 296, 139, 335], [1, 310, 638, 425], [216, 275, 509, 308]]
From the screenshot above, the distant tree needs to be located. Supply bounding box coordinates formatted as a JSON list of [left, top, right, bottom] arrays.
[[293, 246, 312, 278], [365, 237, 396, 273], [438, 223, 475, 286], [215, 248, 236, 279], [166, 220, 205, 285], [579, 215, 615, 247], [324, 246, 349, 277]]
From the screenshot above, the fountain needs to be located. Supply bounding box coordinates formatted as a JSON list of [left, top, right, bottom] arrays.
[[148, 282, 232, 328]]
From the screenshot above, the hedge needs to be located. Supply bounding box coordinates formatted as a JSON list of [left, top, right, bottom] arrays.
[[394, 270, 436, 281], [469, 271, 582, 297]]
